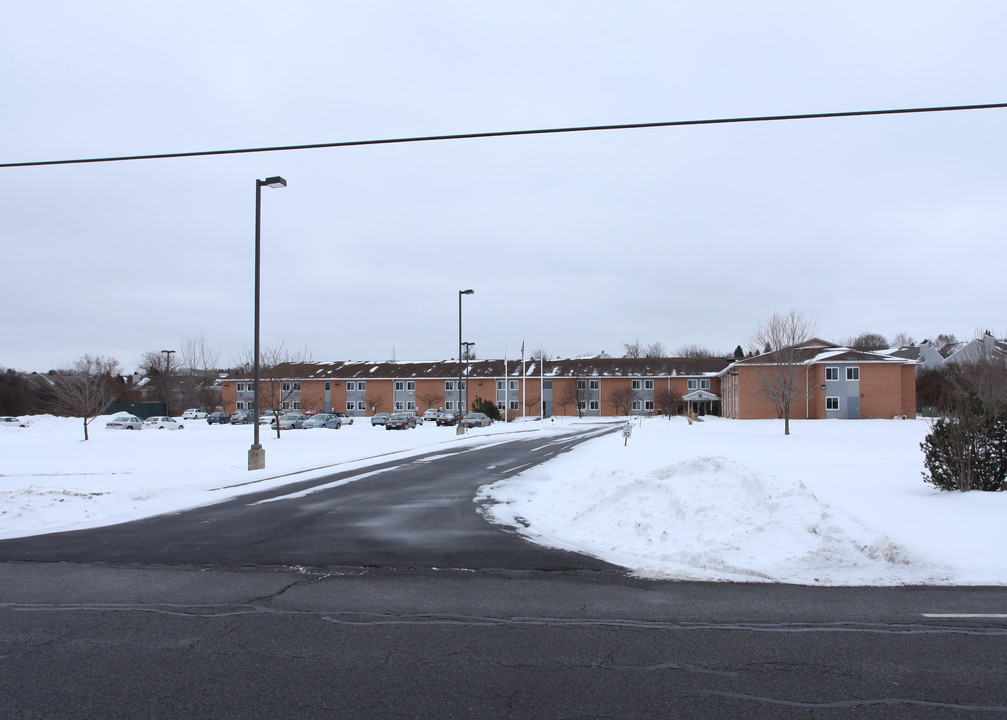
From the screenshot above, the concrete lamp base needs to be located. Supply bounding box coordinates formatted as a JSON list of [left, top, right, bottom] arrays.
[[248, 446, 266, 471]]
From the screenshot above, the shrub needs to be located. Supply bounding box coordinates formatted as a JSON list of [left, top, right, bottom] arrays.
[[470, 396, 502, 421], [921, 394, 1007, 492]]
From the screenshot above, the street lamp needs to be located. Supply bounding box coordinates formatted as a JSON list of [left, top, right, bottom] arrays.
[[249, 176, 287, 471], [457, 289, 474, 435], [160, 349, 175, 416]]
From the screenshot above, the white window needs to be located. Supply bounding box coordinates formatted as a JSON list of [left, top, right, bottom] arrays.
[[356, 401, 366, 411], [509, 380, 519, 391], [632, 400, 642, 410], [357, 381, 366, 391], [826, 396, 840, 410], [497, 381, 506, 390], [236, 401, 245, 410], [577, 380, 586, 390], [688, 379, 698, 390], [325, 382, 331, 391], [281, 401, 291, 410], [293, 401, 300, 409], [282, 382, 300, 392], [445, 381, 455, 391], [632, 380, 641, 390], [589, 401, 599, 411], [644, 379, 654, 390], [701, 379, 711, 390], [497, 401, 506, 410], [394, 401, 404, 411], [589, 380, 599, 390], [445, 400, 455, 410], [406, 401, 415, 410], [347, 382, 356, 392], [407, 381, 415, 391], [509, 400, 519, 410], [236, 383, 245, 392], [395, 381, 404, 391], [346, 402, 355, 412], [847, 367, 860, 381], [644, 400, 654, 411], [826, 367, 839, 381]]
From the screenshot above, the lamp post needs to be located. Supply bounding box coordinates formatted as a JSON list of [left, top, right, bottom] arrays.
[[160, 349, 175, 416], [249, 176, 287, 471], [457, 289, 474, 435]]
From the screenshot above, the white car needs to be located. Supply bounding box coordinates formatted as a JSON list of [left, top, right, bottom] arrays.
[[0, 416, 29, 428], [142, 416, 183, 430], [422, 409, 440, 422], [182, 409, 207, 419], [106, 415, 143, 430]]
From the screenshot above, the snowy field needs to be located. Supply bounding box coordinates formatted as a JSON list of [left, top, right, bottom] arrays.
[[2, 413, 1004, 586]]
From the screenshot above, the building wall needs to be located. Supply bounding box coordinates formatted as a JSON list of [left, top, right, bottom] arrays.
[[861, 364, 915, 418]]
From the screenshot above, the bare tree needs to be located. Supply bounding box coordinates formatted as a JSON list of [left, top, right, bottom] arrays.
[[47, 355, 124, 440], [235, 343, 312, 438], [530, 348, 549, 362], [847, 332, 889, 351], [622, 339, 643, 358], [609, 387, 634, 416], [677, 344, 715, 358], [643, 341, 666, 359], [946, 333, 1007, 414], [934, 333, 959, 357], [417, 392, 443, 412], [892, 332, 915, 348], [524, 393, 541, 417], [559, 378, 589, 417], [749, 309, 818, 435], [178, 334, 221, 410], [654, 386, 682, 418]]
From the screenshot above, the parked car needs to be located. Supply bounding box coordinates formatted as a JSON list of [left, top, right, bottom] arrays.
[[462, 412, 492, 428], [302, 413, 342, 429], [385, 413, 417, 430], [303, 410, 320, 417], [230, 411, 253, 425], [143, 416, 183, 430], [182, 409, 207, 419], [258, 414, 276, 425], [334, 412, 354, 426], [0, 416, 29, 428], [422, 409, 440, 422], [436, 412, 459, 426], [106, 415, 143, 430], [206, 412, 231, 425], [277, 413, 308, 430], [371, 413, 390, 426]]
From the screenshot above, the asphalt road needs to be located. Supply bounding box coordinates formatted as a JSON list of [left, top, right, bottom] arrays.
[[2, 425, 1007, 718]]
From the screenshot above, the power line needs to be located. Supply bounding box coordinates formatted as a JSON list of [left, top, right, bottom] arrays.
[[3, 102, 1006, 169]]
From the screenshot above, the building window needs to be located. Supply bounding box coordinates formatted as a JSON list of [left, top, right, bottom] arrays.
[[394, 401, 404, 411], [644, 400, 654, 411], [445, 400, 454, 410], [632, 400, 642, 410], [847, 367, 860, 381], [347, 382, 355, 391], [356, 401, 366, 411], [236, 383, 245, 392], [632, 380, 641, 390], [589, 401, 599, 411], [577, 380, 586, 390], [324, 381, 331, 391], [509, 380, 519, 391], [282, 382, 300, 392], [395, 381, 404, 391], [509, 401, 520, 410], [236, 401, 245, 410], [700, 379, 711, 390], [497, 401, 506, 410], [688, 379, 698, 390], [346, 402, 355, 412], [826, 396, 840, 410], [358, 381, 366, 391], [407, 381, 415, 391], [445, 381, 454, 391], [589, 380, 599, 390], [826, 367, 839, 381], [497, 381, 506, 390], [406, 401, 415, 410], [644, 379, 654, 390]]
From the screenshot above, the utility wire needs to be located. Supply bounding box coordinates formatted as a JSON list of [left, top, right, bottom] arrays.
[[3, 102, 1006, 169]]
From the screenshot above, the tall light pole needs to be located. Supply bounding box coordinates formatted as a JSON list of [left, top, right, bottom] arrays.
[[160, 349, 175, 416], [457, 289, 474, 435], [249, 176, 287, 471]]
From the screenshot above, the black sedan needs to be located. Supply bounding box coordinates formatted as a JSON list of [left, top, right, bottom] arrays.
[[206, 412, 231, 425]]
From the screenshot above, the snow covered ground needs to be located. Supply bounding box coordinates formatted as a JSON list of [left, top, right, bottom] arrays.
[[2, 413, 1004, 586]]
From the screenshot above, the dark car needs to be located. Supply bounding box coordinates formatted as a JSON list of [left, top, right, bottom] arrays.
[[207, 412, 231, 425], [230, 411, 253, 425], [435, 412, 458, 426], [385, 413, 417, 430]]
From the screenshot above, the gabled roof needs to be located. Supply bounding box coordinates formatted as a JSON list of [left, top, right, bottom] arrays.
[[725, 341, 916, 373], [225, 356, 734, 382]]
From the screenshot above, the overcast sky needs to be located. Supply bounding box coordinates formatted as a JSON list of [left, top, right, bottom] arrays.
[[3, 2, 1005, 373]]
